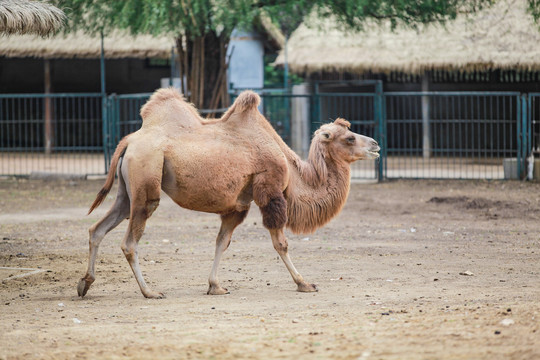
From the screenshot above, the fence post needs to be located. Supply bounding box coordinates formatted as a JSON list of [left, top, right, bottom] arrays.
[[421, 72, 431, 159], [517, 95, 523, 179], [102, 95, 110, 173], [291, 84, 310, 158], [521, 93, 530, 180], [44, 59, 53, 154], [311, 83, 320, 135], [374, 81, 385, 181]]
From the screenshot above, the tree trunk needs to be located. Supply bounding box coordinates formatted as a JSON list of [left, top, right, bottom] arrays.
[[177, 31, 230, 112]]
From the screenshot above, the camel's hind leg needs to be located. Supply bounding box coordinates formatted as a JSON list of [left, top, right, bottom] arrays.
[[121, 199, 162, 298], [269, 228, 318, 293], [78, 164, 130, 297], [121, 155, 164, 299], [208, 209, 249, 295]]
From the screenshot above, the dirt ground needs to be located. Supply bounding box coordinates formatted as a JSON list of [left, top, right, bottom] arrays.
[[0, 178, 538, 360]]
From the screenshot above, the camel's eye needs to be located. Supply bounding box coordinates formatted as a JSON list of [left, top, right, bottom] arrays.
[[347, 136, 355, 144]]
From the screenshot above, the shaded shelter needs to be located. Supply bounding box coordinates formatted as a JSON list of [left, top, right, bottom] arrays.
[[275, 0, 540, 80], [0, 30, 176, 94]]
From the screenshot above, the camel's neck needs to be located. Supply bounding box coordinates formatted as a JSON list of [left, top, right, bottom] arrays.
[[285, 149, 351, 234], [258, 119, 352, 234]]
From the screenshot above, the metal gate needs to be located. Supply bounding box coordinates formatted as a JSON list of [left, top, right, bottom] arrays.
[[383, 92, 526, 179], [104, 94, 150, 171], [104, 91, 530, 180], [0, 91, 532, 180]]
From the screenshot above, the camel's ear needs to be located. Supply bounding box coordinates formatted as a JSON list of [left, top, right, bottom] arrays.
[[334, 118, 351, 128], [318, 130, 332, 142]]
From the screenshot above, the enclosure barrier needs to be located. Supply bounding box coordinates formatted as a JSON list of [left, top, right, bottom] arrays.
[[383, 92, 523, 179], [0, 93, 104, 177], [0, 91, 534, 180]]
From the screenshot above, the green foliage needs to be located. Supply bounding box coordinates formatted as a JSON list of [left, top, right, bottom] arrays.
[[53, 0, 257, 37], [261, 0, 498, 33], [314, 0, 494, 30], [529, 0, 540, 24], [54, 0, 504, 38], [264, 55, 303, 88]]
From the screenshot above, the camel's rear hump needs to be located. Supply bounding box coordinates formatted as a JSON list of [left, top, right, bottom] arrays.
[[220, 91, 261, 122], [233, 91, 260, 112]]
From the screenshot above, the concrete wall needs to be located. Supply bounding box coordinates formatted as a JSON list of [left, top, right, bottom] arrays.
[[291, 83, 311, 158], [227, 29, 264, 90]]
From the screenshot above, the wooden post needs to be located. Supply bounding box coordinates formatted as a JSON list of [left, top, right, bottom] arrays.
[[44, 59, 53, 154], [422, 71, 431, 159], [284, 35, 289, 91]]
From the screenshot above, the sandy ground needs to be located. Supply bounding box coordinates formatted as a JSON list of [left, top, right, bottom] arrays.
[[0, 179, 538, 360]]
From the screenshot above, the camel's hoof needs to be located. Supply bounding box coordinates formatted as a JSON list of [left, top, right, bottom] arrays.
[[207, 286, 229, 295], [143, 291, 166, 299], [77, 277, 93, 297], [297, 283, 318, 293]]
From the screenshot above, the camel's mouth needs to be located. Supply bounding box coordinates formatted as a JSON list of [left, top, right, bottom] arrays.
[[367, 150, 380, 159], [366, 145, 380, 159]]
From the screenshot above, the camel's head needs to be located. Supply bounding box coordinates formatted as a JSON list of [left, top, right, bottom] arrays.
[[314, 118, 380, 162]]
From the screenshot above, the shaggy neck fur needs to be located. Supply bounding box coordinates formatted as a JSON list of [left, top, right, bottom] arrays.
[[284, 136, 352, 234], [255, 118, 352, 234]]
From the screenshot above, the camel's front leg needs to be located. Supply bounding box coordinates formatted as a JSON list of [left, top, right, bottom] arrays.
[[269, 228, 318, 292], [208, 210, 249, 295]]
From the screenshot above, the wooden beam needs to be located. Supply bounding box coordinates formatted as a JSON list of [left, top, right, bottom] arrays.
[[44, 59, 52, 155]]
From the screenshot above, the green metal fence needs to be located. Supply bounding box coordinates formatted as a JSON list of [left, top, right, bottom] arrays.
[[529, 93, 540, 158], [104, 93, 150, 169], [383, 92, 524, 179], [0, 93, 104, 176], [0, 90, 534, 180], [312, 93, 382, 180]]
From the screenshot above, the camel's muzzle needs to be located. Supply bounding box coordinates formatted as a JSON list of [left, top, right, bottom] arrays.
[[366, 140, 380, 159]]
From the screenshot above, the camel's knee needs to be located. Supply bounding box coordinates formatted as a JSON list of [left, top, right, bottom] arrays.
[[88, 225, 97, 243], [144, 199, 160, 218], [272, 239, 288, 254], [121, 241, 137, 261], [88, 225, 103, 247], [260, 196, 287, 229]]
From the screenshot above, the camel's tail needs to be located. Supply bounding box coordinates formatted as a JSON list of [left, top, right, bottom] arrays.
[[88, 136, 130, 215]]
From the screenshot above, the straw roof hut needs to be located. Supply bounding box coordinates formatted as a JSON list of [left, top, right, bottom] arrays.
[[0, 30, 175, 59], [275, 0, 540, 77], [0, 30, 176, 94], [0, 0, 65, 36]]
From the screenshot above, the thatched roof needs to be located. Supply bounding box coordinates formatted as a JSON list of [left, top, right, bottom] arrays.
[[275, 0, 540, 74], [0, 0, 65, 36], [0, 30, 176, 59]]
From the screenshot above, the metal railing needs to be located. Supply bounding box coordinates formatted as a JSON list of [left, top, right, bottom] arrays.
[[0, 90, 534, 181], [530, 93, 540, 155], [313, 93, 382, 180], [0, 93, 104, 176], [104, 94, 150, 168], [383, 92, 522, 179]]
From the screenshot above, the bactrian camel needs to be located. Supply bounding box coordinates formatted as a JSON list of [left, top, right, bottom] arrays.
[[78, 88, 380, 299]]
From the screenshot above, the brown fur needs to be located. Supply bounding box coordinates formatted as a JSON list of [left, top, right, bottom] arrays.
[[220, 91, 260, 121], [81, 88, 380, 298], [260, 195, 288, 229]]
